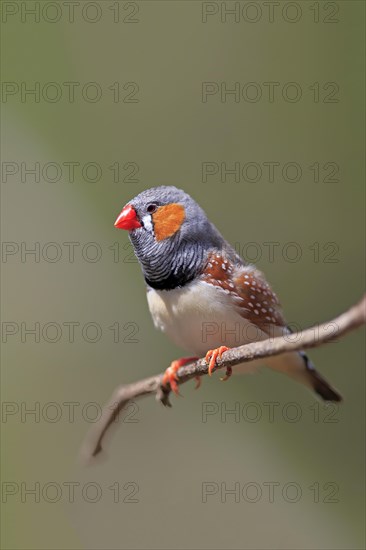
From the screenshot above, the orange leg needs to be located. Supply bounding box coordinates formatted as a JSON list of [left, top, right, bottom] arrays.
[[205, 346, 230, 376], [162, 357, 199, 395]]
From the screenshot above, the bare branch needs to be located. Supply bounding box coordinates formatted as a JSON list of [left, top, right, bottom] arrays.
[[80, 294, 366, 461]]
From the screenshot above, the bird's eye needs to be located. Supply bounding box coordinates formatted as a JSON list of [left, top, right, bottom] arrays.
[[147, 203, 158, 214]]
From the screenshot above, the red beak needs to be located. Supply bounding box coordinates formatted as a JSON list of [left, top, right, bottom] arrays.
[[114, 204, 142, 230]]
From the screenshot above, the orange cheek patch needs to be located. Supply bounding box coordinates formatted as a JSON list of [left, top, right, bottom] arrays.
[[153, 203, 185, 241]]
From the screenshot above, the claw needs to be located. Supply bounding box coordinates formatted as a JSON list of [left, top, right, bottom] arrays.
[[220, 366, 232, 382], [162, 362, 181, 395], [205, 346, 230, 376], [194, 376, 201, 390], [162, 357, 198, 395]]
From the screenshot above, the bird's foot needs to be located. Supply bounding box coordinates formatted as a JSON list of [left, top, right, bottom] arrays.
[[205, 346, 230, 376], [162, 357, 199, 395]]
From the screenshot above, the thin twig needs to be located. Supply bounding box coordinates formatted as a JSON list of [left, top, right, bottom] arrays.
[[80, 294, 366, 460]]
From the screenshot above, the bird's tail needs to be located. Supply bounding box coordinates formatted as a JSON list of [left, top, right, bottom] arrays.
[[266, 350, 342, 402], [299, 351, 342, 402]]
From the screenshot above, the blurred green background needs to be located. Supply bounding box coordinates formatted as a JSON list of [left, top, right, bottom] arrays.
[[1, 1, 365, 548]]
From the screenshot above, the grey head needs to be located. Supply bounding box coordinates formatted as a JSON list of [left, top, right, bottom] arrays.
[[115, 185, 241, 290]]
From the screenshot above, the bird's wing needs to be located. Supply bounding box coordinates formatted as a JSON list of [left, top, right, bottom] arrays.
[[232, 264, 287, 333], [200, 252, 286, 334]]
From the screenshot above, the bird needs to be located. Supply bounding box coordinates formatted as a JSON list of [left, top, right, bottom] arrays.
[[114, 185, 342, 401]]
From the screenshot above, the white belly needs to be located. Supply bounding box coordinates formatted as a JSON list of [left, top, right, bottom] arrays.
[[147, 280, 269, 356], [147, 280, 311, 386]]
